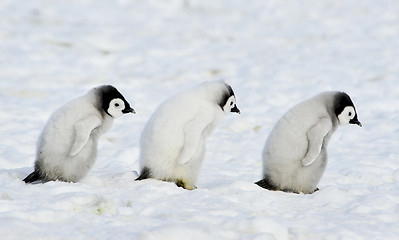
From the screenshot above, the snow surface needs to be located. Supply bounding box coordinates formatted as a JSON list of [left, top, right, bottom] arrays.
[[1, 0, 399, 239]]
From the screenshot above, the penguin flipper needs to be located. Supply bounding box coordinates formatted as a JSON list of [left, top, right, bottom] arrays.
[[177, 112, 212, 165], [23, 171, 42, 183], [135, 167, 151, 181], [69, 115, 102, 157], [302, 117, 331, 166]]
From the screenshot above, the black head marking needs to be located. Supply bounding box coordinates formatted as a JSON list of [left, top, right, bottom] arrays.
[[218, 84, 234, 110], [334, 92, 355, 116], [219, 84, 235, 108], [218, 83, 240, 113], [334, 92, 361, 125], [99, 85, 132, 116]]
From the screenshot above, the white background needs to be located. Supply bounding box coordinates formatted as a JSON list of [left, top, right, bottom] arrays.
[[0, 0, 398, 239]]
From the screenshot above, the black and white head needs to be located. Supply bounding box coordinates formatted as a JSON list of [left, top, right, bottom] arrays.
[[99, 85, 135, 118], [334, 92, 361, 127], [219, 83, 240, 114]]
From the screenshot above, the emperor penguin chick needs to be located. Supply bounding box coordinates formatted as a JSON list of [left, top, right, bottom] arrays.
[[23, 85, 135, 183], [136, 81, 240, 190], [255, 92, 361, 194]]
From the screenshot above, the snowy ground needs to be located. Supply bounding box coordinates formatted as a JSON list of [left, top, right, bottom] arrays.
[[1, 0, 399, 239]]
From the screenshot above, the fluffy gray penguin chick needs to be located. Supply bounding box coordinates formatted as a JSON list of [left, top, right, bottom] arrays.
[[136, 81, 240, 190], [23, 85, 135, 183], [256, 91, 361, 194]]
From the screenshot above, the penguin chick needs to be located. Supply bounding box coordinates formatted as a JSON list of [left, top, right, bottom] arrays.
[[255, 91, 361, 194], [136, 81, 240, 190], [23, 85, 135, 183]]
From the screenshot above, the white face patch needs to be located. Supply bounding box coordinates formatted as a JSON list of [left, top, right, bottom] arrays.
[[107, 98, 125, 118], [223, 95, 237, 113], [338, 106, 355, 125]]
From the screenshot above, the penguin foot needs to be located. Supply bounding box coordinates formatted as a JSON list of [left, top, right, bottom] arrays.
[[175, 179, 196, 190], [23, 171, 42, 183], [284, 189, 300, 194], [255, 178, 278, 191], [135, 167, 151, 181], [313, 188, 320, 193], [255, 178, 304, 194]]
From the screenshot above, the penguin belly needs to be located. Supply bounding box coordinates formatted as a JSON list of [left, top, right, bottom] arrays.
[[140, 125, 207, 190], [261, 113, 322, 193], [36, 128, 98, 182], [62, 138, 98, 182], [37, 139, 96, 182], [263, 129, 328, 194], [173, 137, 206, 189]]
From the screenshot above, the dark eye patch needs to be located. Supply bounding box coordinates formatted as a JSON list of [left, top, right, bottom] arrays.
[[115, 103, 120, 107]]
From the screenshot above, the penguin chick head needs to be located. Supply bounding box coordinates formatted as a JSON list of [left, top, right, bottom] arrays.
[[334, 92, 361, 127], [219, 83, 240, 114], [99, 85, 135, 118]]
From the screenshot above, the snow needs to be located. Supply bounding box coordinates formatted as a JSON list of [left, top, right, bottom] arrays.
[[1, 0, 398, 239]]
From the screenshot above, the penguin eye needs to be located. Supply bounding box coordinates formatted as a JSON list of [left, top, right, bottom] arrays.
[[348, 111, 352, 116], [115, 103, 120, 107]]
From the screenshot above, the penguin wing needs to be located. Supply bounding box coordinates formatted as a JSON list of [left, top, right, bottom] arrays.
[[69, 115, 102, 157], [177, 110, 212, 165], [302, 117, 332, 166]]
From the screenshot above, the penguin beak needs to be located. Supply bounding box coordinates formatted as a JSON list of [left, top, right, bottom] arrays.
[[231, 106, 240, 114], [350, 119, 362, 127], [123, 107, 136, 114]]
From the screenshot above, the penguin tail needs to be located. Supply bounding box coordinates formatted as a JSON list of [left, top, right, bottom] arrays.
[[23, 171, 42, 183], [135, 167, 151, 181], [255, 177, 278, 190]]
